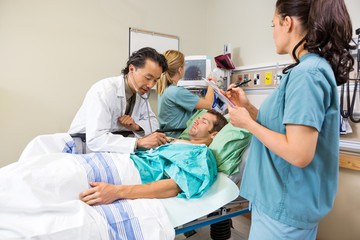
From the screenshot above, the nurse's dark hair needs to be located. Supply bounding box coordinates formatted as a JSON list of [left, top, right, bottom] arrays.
[[276, 0, 355, 85], [207, 109, 228, 133], [121, 47, 168, 75]]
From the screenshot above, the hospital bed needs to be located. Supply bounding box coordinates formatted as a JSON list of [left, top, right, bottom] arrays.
[[138, 109, 251, 238], [165, 146, 251, 238], [1, 111, 252, 239], [157, 109, 252, 238], [70, 119, 252, 238]]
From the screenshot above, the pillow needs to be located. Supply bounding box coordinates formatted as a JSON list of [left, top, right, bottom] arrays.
[[209, 123, 251, 175], [178, 110, 252, 175]]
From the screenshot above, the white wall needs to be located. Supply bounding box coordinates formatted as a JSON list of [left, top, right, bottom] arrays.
[[204, 0, 292, 67], [204, 0, 360, 68], [0, 0, 208, 167]]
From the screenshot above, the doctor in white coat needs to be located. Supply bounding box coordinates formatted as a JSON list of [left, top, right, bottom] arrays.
[[69, 47, 168, 153]]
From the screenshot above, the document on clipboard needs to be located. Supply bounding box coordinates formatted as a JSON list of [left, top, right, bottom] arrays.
[[203, 78, 236, 108]]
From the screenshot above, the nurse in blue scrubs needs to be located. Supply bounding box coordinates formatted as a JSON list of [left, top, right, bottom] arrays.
[[225, 0, 355, 239], [156, 50, 214, 138]]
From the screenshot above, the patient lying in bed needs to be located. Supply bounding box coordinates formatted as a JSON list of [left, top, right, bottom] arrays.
[[79, 110, 228, 205], [0, 110, 227, 240]]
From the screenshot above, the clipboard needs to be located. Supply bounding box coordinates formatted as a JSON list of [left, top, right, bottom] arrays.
[[203, 78, 235, 108]]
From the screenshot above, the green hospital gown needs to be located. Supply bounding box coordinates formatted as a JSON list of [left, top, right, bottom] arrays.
[[130, 142, 217, 199]]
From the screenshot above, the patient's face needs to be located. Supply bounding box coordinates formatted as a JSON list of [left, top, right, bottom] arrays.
[[128, 59, 163, 95], [188, 113, 216, 139]]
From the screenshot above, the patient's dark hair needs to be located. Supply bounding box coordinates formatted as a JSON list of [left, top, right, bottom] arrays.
[[276, 0, 355, 85], [207, 109, 228, 133], [121, 47, 168, 75]]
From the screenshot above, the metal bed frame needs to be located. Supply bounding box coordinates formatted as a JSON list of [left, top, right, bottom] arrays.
[[175, 196, 250, 237]]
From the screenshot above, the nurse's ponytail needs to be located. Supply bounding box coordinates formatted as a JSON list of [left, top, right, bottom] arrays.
[[277, 0, 355, 85], [156, 50, 185, 96]]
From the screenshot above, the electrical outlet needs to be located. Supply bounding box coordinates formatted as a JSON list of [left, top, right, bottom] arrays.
[[265, 72, 272, 85], [244, 74, 249, 81], [243, 74, 250, 86], [275, 70, 283, 84], [253, 73, 260, 86]]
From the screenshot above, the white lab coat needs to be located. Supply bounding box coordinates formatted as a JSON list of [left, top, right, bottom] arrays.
[[68, 75, 159, 153]]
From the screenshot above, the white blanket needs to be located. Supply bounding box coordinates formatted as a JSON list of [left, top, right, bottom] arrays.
[[0, 134, 174, 239]]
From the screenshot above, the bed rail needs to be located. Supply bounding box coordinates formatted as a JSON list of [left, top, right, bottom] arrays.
[[175, 196, 249, 235]]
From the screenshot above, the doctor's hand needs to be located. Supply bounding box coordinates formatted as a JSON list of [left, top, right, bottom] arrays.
[[79, 182, 122, 206], [227, 104, 254, 130], [137, 132, 167, 149], [118, 115, 142, 131]]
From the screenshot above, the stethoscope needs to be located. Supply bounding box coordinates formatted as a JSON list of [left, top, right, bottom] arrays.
[[340, 28, 360, 123], [128, 71, 151, 101], [127, 71, 153, 132]]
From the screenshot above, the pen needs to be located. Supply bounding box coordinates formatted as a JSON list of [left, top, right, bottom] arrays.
[[226, 79, 251, 91]]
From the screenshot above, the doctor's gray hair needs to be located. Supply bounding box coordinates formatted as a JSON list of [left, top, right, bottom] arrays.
[[121, 47, 168, 75]]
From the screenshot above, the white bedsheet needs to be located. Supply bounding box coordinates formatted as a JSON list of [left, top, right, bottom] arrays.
[[2, 133, 241, 239], [0, 134, 174, 239]]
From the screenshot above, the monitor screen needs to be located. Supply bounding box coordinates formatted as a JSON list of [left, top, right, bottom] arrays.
[[178, 55, 211, 88], [183, 59, 206, 80]]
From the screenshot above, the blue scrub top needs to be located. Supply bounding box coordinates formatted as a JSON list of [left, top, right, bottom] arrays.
[[240, 53, 339, 229], [130, 142, 217, 199], [158, 85, 200, 138]]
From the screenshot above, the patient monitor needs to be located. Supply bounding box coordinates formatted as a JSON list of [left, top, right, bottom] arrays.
[[178, 55, 211, 88]]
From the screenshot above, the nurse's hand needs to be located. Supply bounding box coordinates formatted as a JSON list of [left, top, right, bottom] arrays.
[[227, 104, 253, 129], [221, 84, 249, 107], [137, 132, 167, 149], [118, 115, 142, 131]]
